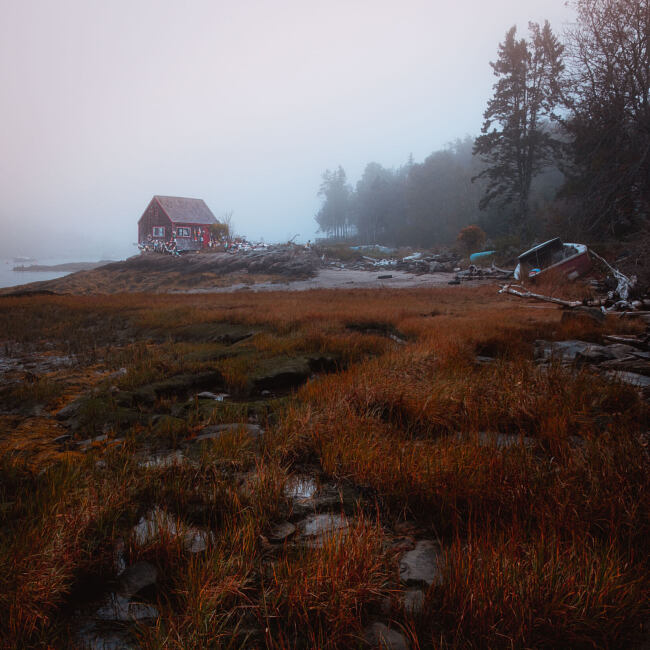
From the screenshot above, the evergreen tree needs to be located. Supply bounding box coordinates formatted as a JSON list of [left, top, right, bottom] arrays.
[[473, 22, 564, 235], [352, 163, 407, 245], [406, 138, 484, 246], [315, 167, 352, 239]]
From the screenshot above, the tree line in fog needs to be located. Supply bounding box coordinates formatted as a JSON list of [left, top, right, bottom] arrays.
[[315, 0, 649, 247]]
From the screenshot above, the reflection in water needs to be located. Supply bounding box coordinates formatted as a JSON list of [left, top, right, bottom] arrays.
[[285, 475, 317, 499]]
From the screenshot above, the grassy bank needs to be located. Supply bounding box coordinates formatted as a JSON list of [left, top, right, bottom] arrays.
[[0, 286, 647, 648]]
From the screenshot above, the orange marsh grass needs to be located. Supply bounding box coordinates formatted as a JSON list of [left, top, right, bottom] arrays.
[[261, 515, 395, 650], [432, 530, 647, 649], [0, 451, 140, 645], [0, 286, 648, 648]]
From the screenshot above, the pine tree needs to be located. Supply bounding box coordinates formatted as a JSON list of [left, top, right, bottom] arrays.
[[473, 22, 564, 235], [315, 167, 352, 239]]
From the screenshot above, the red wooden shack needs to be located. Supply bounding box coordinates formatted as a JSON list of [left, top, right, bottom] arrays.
[[138, 196, 218, 251]]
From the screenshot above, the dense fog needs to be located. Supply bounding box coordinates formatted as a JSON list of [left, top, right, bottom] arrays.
[[0, 0, 574, 260]]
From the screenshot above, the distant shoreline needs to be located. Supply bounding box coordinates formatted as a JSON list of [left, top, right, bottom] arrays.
[[12, 260, 115, 272]]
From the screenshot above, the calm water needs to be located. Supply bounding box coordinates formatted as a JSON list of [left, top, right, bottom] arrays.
[[0, 258, 114, 290]]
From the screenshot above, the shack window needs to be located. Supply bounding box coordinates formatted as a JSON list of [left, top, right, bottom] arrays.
[[152, 226, 165, 237], [177, 227, 191, 237]]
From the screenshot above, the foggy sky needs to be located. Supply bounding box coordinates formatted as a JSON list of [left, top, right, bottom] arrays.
[[0, 0, 575, 260]]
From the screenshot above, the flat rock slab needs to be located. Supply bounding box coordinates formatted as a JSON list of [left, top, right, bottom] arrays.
[[298, 513, 349, 546], [607, 371, 650, 388], [364, 622, 409, 650], [603, 334, 649, 349], [535, 340, 610, 362], [194, 423, 264, 442], [95, 593, 158, 622], [599, 357, 650, 374], [536, 340, 650, 366], [399, 540, 443, 587], [576, 347, 617, 364], [118, 561, 158, 597], [267, 521, 297, 543], [604, 343, 647, 359]]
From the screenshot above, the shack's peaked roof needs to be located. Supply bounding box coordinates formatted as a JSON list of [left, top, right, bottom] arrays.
[[154, 195, 217, 225]]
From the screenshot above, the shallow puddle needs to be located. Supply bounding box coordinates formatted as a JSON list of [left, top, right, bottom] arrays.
[[132, 507, 214, 552], [285, 475, 317, 499], [196, 391, 229, 401]]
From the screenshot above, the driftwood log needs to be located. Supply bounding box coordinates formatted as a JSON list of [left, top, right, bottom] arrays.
[[498, 284, 583, 308], [588, 249, 637, 301]]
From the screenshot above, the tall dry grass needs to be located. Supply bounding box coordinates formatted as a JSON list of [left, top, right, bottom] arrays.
[[0, 286, 647, 648]]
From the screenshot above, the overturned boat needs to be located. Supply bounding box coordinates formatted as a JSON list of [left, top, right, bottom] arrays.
[[514, 238, 591, 281]]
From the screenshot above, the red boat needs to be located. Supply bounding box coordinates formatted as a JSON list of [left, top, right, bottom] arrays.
[[514, 238, 591, 281]]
